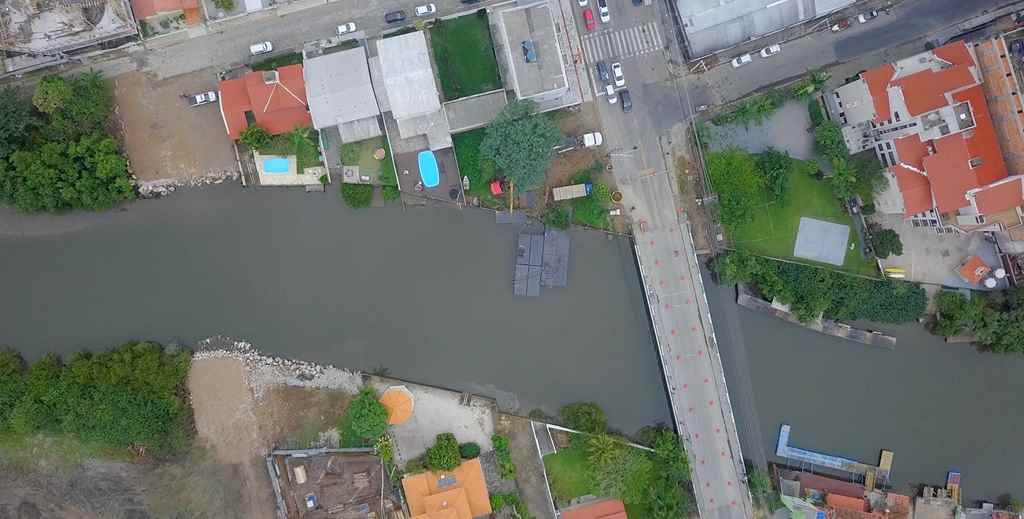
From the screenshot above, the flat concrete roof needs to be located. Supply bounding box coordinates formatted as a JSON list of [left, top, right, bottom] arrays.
[[304, 47, 381, 131], [677, 0, 854, 57], [376, 31, 442, 121], [497, 2, 567, 100]]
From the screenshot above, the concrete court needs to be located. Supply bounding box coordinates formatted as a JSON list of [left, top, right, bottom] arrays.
[[793, 217, 850, 266]]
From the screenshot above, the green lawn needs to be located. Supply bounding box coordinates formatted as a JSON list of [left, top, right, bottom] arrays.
[[730, 168, 877, 276], [453, 128, 502, 208], [429, 11, 502, 100], [543, 447, 594, 503], [341, 136, 391, 179], [262, 127, 322, 171]]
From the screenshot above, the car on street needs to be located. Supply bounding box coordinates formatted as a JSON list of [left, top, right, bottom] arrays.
[[185, 91, 217, 107], [857, 10, 878, 23], [605, 84, 617, 104], [760, 44, 781, 57], [620, 89, 632, 112], [415, 3, 436, 16], [337, 22, 356, 35], [730, 53, 752, 68], [577, 0, 587, 5], [611, 61, 624, 87], [830, 19, 850, 32], [385, 10, 406, 23], [583, 8, 596, 31], [596, 61, 610, 82], [249, 41, 273, 55], [597, 0, 609, 22]]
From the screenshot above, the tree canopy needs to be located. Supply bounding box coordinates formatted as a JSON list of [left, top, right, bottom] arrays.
[[560, 402, 607, 434], [338, 387, 389, 446], [0, 72, 134, 213], [933, 289, 1024, 354], [480, 100, 562, 190], [870, 227, 903, 258], [756, 148, 792, 201], [706, 147, 764, 232]]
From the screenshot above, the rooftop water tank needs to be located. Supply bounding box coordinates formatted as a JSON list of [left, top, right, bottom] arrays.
[[994, 268, 1007, 279], [984, 277, 998, 289]]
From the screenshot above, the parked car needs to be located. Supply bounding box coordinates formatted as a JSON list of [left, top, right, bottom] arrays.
[[632, 0, 643, 5], [760, 44, 781, 57], [731, 53, 752, 68], [597, 0, 609, 22], [577, 0, 587, 5], [605, 84, 617, 104], [830, 19, 850, 32], [249, 41, 273, 55], [415, 3, 436, 16], [522, 40, 537, 63], [857, 10, 878, 23], [337, 22, 356, 35], [581, 132, 603, 147], [185, 91, 217, 107], [461, 0, 481, 3], [385, 10, 406, 23], [620, 89, 632, 112], [611, 61, 624, 87], [583, 8, 596, 31]]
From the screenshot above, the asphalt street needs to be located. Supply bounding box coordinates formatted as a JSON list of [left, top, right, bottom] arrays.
[[690, 0, 1011, 106], [571, 2, 753, 518]]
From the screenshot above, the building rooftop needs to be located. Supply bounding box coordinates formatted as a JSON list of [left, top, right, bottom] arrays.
[[402, 458, 492, 519], [376, 31, 442, 122], [561, 499, 627, 519], [303, 47, 381, 136], [130, 0, 198, 20], [268, 449, 399, 519], [496, 2, 567, 101], [219, 64, 311, 140], [957, 255, 991, 284]]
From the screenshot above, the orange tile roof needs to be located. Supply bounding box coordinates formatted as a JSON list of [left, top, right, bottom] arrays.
[[972, 176, 1024, 214], [953, 85, 1008, 186], [892, 41, 978, 117], [863, 64, 894, 123], [796, 473, 865, 499], [894, 135, 928, 170], [402, 459, 492, 519], [958, 255, 990, 284], [218, 64, 311, 140], [130, 0, 198, 20], [827, 494, 868, 512], [923, 134, 975, 213], [891, 164, 933, 215], [562, 499, 628, 519]]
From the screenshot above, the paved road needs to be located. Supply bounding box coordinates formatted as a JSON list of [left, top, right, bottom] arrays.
[[569, 3, 753, 518], [689, 0, 1010, 106]]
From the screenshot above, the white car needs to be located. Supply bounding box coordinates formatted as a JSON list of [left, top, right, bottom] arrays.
[[337, 22, 356, 35], [597, 0, 610, 22], [759, 44, 781, 58], [611, 61, 624, 87], [731, 53, 752, 68], [581, 132, 603, 147], [605, 84, 617, 104], [415, 3, 436, 16], [249, 41, 273, 56], [577, 0, 587, 5]]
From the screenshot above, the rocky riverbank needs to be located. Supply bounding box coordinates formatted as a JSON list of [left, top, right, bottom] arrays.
[[136, 171, 239, 199]]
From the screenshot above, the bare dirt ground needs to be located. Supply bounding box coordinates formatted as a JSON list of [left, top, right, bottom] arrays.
[[547, 102, 606, 189], [671, 124, 712, 252], [112, 69, 237, 183], [495, 414, 555, 519]]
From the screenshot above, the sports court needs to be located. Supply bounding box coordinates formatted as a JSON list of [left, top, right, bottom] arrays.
[[793, 217, 850, 266]]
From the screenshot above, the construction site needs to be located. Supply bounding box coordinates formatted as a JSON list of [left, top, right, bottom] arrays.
[[0, 0, 136, 76]]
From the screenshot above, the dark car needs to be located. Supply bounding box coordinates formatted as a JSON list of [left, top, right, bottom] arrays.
[[461, 0, 482, 3], [596, 62, 610, 82], [385, 10, 406, 23], [620, 89, 632, 113], [521, 40, 537, 63]]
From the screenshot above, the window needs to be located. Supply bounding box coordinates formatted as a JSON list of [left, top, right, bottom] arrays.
[[886, 142, 893, 150], [969, 157, 983, 168], [894, 111, 901, 122]]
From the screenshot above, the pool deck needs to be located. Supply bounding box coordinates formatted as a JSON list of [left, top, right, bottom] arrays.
[[395, 147, 462, 205], [253, 152, 324, 187]]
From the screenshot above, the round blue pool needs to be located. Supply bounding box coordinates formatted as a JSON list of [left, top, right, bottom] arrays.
[[418, 151, 439, 188], [263, 157, 290, 174]]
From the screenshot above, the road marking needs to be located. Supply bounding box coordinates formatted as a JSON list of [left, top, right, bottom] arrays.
[[581, 21, 662, 63]]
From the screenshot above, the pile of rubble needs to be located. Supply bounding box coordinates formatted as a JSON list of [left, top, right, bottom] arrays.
[[136, 171, 239, 198], [193, 336, 363, 401]]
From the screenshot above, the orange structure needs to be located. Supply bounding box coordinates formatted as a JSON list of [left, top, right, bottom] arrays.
[[402, 459, 492, 519], [218, 64, 312, 140], [561, 499, 628, 519], [379, 386, 414, 425]]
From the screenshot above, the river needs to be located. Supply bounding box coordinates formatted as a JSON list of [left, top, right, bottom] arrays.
[[2, 186, 1021, 502]]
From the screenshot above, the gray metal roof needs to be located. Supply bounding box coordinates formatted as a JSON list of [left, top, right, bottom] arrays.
[[541, 228, 569, 288], [376, 32, 442, 121], [304, 47, 381, 131]]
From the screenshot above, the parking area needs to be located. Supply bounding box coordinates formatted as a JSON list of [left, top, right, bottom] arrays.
[[873, 214, 1002, 288], [112, 69, 237, 184]]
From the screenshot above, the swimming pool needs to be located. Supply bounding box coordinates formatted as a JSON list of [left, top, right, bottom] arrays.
[[418, 151, 439, 188], [263, 157, 290, 174]]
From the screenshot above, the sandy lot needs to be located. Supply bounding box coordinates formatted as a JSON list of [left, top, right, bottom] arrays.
[[113, 69, 238, 183]]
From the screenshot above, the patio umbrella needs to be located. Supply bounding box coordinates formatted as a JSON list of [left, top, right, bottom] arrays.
[[379, 385, 414, 425]]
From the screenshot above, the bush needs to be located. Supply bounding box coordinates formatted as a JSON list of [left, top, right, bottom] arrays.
[[808, 99, 824, 127], [814, 121, 848, 162], [340, 183, 374, 209], [544, 204, 570, 229], [492, 434, 516, 479], [592, 183, 612, 204], [706, 148, 764, 232], [338, 388, 388, 447], [239, 126, 271, 150], [560, 402, 606, 434], [426, 433, 461, 471], [375, 435, 395, 462], [381, 185, 400, 202], [870, 227, 903, 258], [459, 441, 481, 459], [213, 0, 234, 10]]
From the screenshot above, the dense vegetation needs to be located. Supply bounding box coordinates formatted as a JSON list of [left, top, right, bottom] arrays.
[[338, 387, 389, 447], [559, 402, 606, 434], [0, 74, 134, 212], [453, 128, 501, 207], [492, 433, 516, 479], [425, 432, 461, 471], [869, 225, 903, 258], [933, 289, 1024, 354], [0, 342, 191, 457], [713, 250, 926, 323], [568, 162, 611, 230], [710, 71, 829, 127], [340, 183, 374, 209], [480, 100, 562, 190], [705, 147, 766, 232]]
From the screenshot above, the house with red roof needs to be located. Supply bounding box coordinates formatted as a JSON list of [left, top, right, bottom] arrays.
[[130, 0, 201, 26], [218, 64, 312, 141], [826, 41, 1024, 234]]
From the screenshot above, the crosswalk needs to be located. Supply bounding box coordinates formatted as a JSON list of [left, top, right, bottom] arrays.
[[581, 21, 662, 62]]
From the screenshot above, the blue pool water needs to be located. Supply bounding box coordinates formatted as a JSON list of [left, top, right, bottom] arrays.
[[418, 151, 439, 188], [263, 157, 290, 174]]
